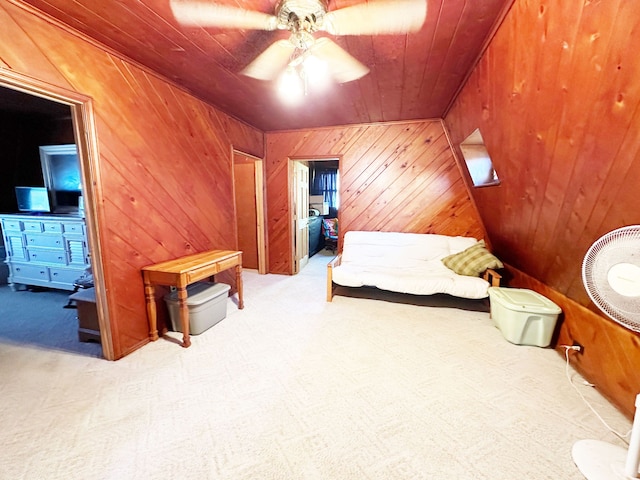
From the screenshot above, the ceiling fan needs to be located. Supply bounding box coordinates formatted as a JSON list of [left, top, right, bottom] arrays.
[[169, 0, 427, 85]]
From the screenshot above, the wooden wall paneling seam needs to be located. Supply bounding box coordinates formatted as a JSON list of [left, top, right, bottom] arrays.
[[429, 1, 487, 107], [114, 67, 221, 204], [545, 37, 632, 289], [340, 124, 432, 212], [344, 36, 381, 123], [92, 99, 220, 254], [442, 0, 517, 117], [347, 123, 439, 229], [415, 0, 466, 111], [558, 0, 640, 277], [150, 84, 239, 246], [336, 127, 393, 183], [340, 125, 424, 207], [366, 164, 458, 233], [400, 1, 442, 119], [499, 0, 548, 263], [328, 126, 369, 157], [288, 129, 339, 157], [0, 6, 73, 87], [536, 0, 623, 284], [98, 161, 176, 261], [518, 1, 581, 259], [170, 111, 240, 243], [372, 34, 409, 122]]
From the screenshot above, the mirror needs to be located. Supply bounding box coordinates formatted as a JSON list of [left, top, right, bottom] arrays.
[[460, 129, 500, 188], [39, 144, 82, 214]]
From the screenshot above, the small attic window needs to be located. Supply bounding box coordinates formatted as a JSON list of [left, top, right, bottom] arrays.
[[460, 128, 500, 187]]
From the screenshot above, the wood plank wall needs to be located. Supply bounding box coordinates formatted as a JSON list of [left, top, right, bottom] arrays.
[[0, 2, 263, 359], [444, 0, 640, 416], [265, 121, 487, 274]]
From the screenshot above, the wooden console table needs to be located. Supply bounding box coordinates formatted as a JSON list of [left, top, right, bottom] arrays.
[[142, 250, 243, 348]]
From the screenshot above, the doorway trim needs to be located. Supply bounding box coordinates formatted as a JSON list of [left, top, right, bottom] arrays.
[[0, 68, 113, 360], [232, 149, 267, 274], [289, 155, 341, 274]]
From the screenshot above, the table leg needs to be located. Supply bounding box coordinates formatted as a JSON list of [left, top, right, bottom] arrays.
[[144, 282, 159, 341], [177, 285, 191, 348], [236, 264, 244, 309]]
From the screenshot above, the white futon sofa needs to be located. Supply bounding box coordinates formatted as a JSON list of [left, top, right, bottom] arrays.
[[327, 231, 502, 301]]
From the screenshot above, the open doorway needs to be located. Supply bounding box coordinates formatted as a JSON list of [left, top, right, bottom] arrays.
[[0, 74, 110, 359], [291, 157, 340, 274]]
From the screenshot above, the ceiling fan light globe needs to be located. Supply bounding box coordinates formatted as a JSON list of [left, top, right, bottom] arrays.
[[303, 55, 327, 76], [277, 68, 304, 104], [303, 55, 330, 92]]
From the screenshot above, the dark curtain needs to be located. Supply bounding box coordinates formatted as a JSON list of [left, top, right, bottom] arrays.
[[311, 168, 339, 209]]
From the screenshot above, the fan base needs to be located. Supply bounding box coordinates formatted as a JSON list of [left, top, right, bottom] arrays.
[[573, 439, 638, 479]]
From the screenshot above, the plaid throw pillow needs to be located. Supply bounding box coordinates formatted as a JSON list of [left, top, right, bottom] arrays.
[[442, 240, 504, 277]]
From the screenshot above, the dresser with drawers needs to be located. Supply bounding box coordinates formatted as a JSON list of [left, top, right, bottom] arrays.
[[0, 214, 89, 291]]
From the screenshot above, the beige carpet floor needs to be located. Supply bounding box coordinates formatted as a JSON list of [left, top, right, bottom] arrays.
[[0, 249, 632, 479]]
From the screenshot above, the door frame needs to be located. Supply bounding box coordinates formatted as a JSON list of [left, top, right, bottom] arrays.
[[231, 149, 267, 274], [0, 69, 113, 360], [289, 156, 341, 274]]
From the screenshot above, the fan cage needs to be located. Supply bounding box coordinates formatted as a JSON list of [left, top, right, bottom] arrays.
[[582, 225, 640, 332]]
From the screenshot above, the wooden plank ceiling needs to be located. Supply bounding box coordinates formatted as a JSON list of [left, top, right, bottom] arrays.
[[16, 0, 514, 131]]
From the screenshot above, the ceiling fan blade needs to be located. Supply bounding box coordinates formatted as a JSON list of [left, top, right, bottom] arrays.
[[321, 0, 427, 36], [311, 37, 369, 83], [170, 1, 278, 30], [241, 39, 296, 80]]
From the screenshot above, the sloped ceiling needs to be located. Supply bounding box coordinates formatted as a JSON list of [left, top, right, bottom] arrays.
[[16, 0, 514, 131]]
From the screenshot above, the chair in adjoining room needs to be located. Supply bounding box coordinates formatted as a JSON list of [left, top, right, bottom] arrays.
[[322, 217, 338, 252]]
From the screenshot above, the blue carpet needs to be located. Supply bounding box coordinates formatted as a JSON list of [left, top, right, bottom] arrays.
[[0, 285, 102, 358]]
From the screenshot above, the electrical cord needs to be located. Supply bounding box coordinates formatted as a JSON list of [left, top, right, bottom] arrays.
[[562, 345, 631, 443]]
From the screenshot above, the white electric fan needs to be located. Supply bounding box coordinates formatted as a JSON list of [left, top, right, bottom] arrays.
[[573, 225, 640, 479]]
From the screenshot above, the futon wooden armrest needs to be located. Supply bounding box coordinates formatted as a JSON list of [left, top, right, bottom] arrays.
[[326, 254, 342, 302], [483, 268, 502, 287]]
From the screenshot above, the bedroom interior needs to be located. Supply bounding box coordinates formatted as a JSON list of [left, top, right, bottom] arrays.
[[0, 86, 97, 353], [308, 159, 339, 257], [1, 0, 640, 477]]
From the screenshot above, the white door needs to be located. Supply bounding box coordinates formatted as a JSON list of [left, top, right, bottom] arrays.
[[293, 161, 309, 273]]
